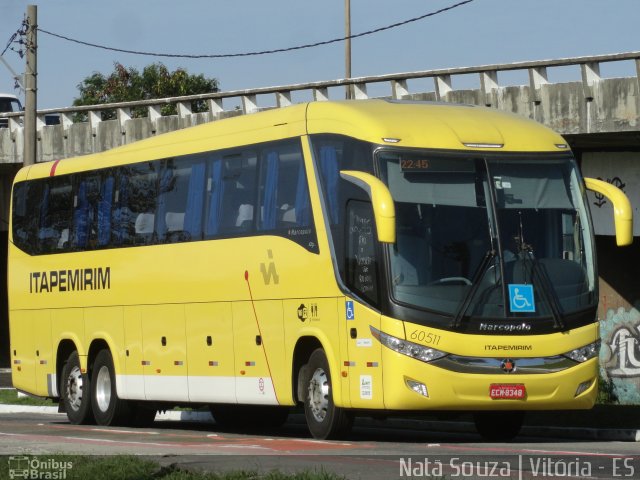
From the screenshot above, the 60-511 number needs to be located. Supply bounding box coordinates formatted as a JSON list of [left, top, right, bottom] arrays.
[[409, 330, 441, 346]]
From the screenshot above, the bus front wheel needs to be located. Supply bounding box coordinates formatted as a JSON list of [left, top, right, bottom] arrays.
[[91, 349, 132, 426], [302, 349, 353, 440], [61, 351, 94, 424]]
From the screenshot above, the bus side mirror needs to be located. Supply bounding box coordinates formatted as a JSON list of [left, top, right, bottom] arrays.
[[340, 170, 396, 243], [584, 177, 633, 246]]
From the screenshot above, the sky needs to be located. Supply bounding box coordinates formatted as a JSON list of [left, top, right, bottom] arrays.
[[0, 0, 639, 109]]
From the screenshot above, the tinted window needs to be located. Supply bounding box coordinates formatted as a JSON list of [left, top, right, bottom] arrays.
[[205, 149, 258, 237], [114, 163, 158, 246], [12, 182, 41, 253], [71, 172, 103, 250], [38, 177, 74, 253], [156, 156, 207, 243], [311, 134, 376, 297], [259, 141, 312, 231], [346, 200, 379, 304], [12, 138, 317, 255]]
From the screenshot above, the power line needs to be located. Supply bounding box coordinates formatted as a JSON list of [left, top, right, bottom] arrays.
[[2, 17, 29, 58], [38, 0, 475, 59]]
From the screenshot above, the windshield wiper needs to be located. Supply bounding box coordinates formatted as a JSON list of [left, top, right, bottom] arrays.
[[521, 251, 566, 329], [451, 249, 496, 328]]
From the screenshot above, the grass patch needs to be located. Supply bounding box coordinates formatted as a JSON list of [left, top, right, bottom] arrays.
[[0, 455, 347, 480], [0, 388, 55, 406]]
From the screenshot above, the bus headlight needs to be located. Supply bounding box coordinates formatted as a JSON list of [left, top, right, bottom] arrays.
[[370, 326, 448, 363], [562, 340, 601, 363]]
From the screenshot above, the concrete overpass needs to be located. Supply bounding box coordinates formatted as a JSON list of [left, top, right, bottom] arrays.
[[1, 51, 639, 402]]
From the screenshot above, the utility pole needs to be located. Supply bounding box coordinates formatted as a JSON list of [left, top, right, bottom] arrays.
[[23, 4, 37, 166], [345, 0, 352, 99]]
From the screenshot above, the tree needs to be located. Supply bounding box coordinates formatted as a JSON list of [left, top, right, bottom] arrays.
[[73, 62, 219, 118]]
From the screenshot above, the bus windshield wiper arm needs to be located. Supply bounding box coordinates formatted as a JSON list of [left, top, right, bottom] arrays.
[[451, 249, 496, 328], [523, 252, 566, 329]]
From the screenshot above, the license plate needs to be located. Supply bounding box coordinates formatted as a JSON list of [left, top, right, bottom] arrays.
[[489, 384, 526, 399]]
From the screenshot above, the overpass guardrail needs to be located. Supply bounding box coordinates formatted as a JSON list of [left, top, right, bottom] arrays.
[[1, 51, 639, 162]]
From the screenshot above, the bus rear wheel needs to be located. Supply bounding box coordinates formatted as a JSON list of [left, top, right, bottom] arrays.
[[302, 349, 353, 440], [91, 349, 132, 426], [61, 351, 94, 424], [474, 411, 524, 441]]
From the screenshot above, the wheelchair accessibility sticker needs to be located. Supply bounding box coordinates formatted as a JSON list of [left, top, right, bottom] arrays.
[[346, 300, 355, 320], [508, 284, 535, 313]]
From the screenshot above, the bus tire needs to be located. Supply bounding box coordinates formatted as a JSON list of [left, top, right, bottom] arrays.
[[61, 351, 94, 425], [474, 411, 524, 441], [302, 348, 353, 440], [91, 349, 132, 426]]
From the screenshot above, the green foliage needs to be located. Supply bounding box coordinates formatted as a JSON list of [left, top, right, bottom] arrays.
[[73, 62, 219, 119], [0, 388, 55, 406], [597, 373, 618, 404]]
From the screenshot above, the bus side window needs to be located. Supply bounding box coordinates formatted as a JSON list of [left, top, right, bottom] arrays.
[[115, 163, 158, 246], [97, 174, 115, 248], [156, 156, 207, 243], [39, 177, 73, 253], [313, 135, 376, 274], [205, 156, 224, 238], [258, 141, 312, 232], [183, 159, 206, 241], [346, 200, 379, 305], [207, 151, 257, 236], [155, 161, 175, 243], [72, 174, 101, 250], [112, 170, 133, 246], [12, 181, 41, 255]]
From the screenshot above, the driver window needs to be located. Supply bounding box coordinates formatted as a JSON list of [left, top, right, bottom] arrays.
[[346, 200, 379, 306]]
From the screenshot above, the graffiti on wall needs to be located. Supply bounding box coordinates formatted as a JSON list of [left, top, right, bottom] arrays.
[[599, 302, 640, 404], [591, 177, 626, 208], [582, 152, 640, 237]]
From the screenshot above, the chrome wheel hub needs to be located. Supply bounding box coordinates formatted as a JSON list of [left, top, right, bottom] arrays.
[[308, 367, 329, 422], [66, 366, 84, 412], [95, 365, 112, 412]]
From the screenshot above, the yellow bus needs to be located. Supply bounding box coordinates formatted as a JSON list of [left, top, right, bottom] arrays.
[[9, 100, 632, 440]]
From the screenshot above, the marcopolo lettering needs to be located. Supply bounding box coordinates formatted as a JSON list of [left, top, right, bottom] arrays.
[[479, 322, 531, 332], [29, 267, 111, 293]]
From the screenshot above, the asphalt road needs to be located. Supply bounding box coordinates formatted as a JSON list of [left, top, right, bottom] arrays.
[[0, 412, 638, 479]]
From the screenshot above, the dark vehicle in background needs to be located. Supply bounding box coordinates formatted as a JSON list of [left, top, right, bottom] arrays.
[[0, 93, 23, 128]]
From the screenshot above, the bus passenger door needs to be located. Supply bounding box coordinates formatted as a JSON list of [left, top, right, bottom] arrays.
[[343, 200, 384, 408], [141, 304, 189, 402], [186, 302, 236, 403], [232, 301, 283, 405], [343, 299, 383, 409]]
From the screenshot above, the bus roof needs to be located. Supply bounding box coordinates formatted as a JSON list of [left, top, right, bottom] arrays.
[[18, 99, 569, 182]]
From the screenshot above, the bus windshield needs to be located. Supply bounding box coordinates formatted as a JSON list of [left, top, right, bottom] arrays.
[[377, 150, 596, 321]]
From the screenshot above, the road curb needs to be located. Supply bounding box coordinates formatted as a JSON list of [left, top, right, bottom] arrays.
[[0, 404, 637, 441], [0, 404, 60, 414]]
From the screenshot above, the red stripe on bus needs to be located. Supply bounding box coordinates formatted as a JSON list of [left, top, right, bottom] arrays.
[[50, 159, 61, 176]]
